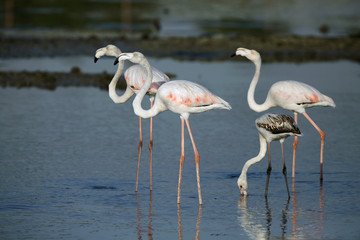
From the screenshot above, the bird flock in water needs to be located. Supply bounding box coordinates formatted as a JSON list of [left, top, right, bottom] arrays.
[[94, 45, 335, 205]]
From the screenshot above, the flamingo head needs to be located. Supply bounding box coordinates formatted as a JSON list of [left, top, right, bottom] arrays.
[[232, 48, 261, 63], [237, 174, 248, 196], [94, 44, 121, 63], [114, 52, 146, 65]]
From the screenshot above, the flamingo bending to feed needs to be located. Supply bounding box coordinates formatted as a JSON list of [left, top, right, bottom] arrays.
[[237, 113, 302, 197], [94, 45, 170, 191], [232, 48, 335, 180], [114, 52, 231, 205]]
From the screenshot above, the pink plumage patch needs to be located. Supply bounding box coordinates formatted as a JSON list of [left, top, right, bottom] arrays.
[[309, 93, 319, 102]]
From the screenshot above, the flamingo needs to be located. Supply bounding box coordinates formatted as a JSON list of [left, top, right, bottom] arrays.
[[232, 48, 335, 180], [114, 51, 231, 205], [237, 113, 302, 198], [94, 44, 170, 191]]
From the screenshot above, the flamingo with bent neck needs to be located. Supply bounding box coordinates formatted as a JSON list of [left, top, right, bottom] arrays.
[[115, 51, 231, 205], [232, 48, 335, 181], [94, 44, 170, 191], [238, 113, 301, 197]]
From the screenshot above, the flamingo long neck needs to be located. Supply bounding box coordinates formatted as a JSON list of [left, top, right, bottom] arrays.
[[108, 61, 133, 103], [238, 134, 267, 184], [132, 59, 159, 119], [247, 59, 273, 112]]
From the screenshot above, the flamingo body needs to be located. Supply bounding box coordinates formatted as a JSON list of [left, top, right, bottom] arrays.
[[124, 64, 169, 98], [155, 80, 231, 117], [267, 80, 335, 113], [256, 113, 301, 142]]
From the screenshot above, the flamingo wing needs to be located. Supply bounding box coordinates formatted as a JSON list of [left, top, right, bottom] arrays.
[[269, 81, 335, 111], [157, 80, 231, 113], [256, 113, 301, 135]]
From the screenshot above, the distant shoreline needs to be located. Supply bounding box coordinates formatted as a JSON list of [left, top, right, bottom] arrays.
[[1, 31, 359, 90], [1, 31, 359, 62]]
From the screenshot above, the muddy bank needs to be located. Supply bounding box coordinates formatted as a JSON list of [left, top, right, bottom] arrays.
[[1, 32, 359, 90], [1, 33, 359, 62], [0, 68, 125, 91], [0, 67, 176, 91]]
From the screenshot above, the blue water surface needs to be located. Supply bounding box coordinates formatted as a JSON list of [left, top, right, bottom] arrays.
[[0, 59, 359, 239]]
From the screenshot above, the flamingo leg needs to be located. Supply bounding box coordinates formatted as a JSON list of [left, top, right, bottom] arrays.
[[136, 116, 142, 192], [302, 112, 325, 181], [177, 118, 185, 204], [292, 112, 298, 178], [177, 204, 183, 239], [149, 100, 153, 191], [265, 142, 271, 198], [185, 119, 202, 205], [281, 141, 290, 199]]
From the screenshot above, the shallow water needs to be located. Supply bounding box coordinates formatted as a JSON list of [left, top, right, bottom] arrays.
[[2, 0, 360, 37], [1, 59, 360, 239]]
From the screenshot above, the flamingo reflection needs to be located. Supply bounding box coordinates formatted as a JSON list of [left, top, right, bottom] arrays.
[[238, 196, 268, 240], [177, 204, 202, 240], [136, 192, 154, 240], [238, 195, 290, 240], [291, 179, 325, 239], [136, 192, 202, 239]]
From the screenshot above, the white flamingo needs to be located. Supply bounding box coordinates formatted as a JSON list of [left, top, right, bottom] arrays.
[[94, 44, 170, 191], [232, 48, 335, 180], [115, 51, 231, 205], [237, 113, 301, 197]]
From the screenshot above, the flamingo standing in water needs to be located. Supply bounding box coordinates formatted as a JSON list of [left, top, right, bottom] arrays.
[[94, 45, 170, 191], [115, 52, 231, 205], [232, 48, 335, 180], [237, 113, 301, 197]]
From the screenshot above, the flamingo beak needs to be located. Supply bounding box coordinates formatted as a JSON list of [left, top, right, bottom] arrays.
[[113, 58, 119, 65], [94, 57, 99, 63], [114, 53, 132, 65], [240, 188, 248, 196]]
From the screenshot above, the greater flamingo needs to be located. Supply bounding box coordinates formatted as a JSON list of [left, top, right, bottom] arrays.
[[114, 51, 231, 205], [94, 44, 170, 191], [237, 113, 301, 197], [232, 48, 335, 180]]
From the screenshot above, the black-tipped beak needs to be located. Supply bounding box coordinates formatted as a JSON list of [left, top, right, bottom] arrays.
[[114, 58, 119, 65], [94, 57, 98, 63], [230, 52, 236, 58]]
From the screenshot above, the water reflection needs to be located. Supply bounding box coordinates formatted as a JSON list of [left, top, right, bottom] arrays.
[[136, 192, 154, 240], [121, 0, 132, 34], [238, 179, 326, 239], [5, 0, 14, 28], [290, 179, 325, 239], [177, 204, 202, 240], [148, 192, 154, 240], [135, 192, 202, 239], [239, 195, 292, 239], [3, 0, 359, 37], [238, 195, 268, 240]]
